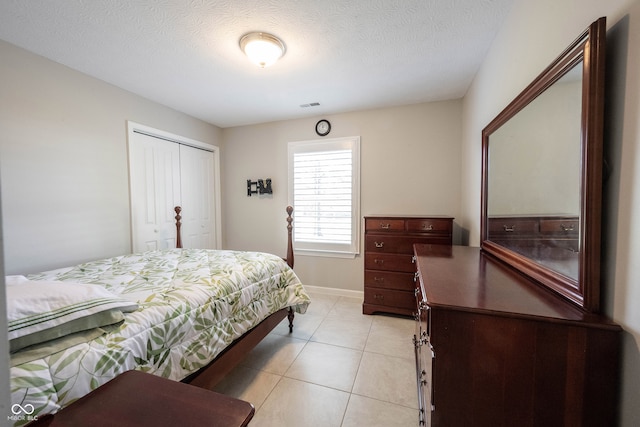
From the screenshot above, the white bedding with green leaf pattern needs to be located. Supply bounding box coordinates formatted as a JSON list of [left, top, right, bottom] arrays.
[[9, 249, 310, 425]]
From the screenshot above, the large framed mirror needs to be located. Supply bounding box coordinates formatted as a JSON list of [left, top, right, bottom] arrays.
[[480, 17, 606, 312]]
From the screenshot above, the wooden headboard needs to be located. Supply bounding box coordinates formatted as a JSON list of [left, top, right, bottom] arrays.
[[173, 206, 295, 269]]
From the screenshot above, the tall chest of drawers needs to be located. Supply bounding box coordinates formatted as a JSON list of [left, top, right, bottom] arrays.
[[363, 215, 453, 316]]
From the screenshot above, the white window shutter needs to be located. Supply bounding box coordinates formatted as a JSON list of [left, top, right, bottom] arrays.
[[288, 137, 360, 257]]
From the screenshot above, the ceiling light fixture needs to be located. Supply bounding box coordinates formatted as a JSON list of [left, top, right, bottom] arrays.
[[240, 32, 286, 68]]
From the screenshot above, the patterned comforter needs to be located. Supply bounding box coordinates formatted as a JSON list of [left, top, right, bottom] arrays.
[[9, 249, 310, 425]]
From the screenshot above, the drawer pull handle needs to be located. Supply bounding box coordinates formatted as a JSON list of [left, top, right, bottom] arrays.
[[423, 224, 434, 230], [379, 223, 391, 229], [374, 276, 385, 282], [374, 259, 384, 264], [375, 241, 384, 248], [373, 294, 384, 300], [561, 224, 575, 232], [503, 225, 516, 232]]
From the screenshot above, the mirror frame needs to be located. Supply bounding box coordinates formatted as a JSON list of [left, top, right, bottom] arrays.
[[480, 17, 606, 312]]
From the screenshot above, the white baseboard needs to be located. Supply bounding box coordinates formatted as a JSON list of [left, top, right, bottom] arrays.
[[303, 285, 364, 300]]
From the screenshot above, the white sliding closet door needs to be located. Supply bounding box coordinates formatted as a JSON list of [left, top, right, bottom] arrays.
[[129, 133, 181, 252], [128, 123, 219, 253], [179, 145, 216, 249]]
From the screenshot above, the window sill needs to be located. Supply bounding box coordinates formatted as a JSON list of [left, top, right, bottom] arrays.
[[294, 249, 358, 259]]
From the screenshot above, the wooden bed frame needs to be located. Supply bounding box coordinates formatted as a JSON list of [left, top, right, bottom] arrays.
[[176, 205, 297, 389]]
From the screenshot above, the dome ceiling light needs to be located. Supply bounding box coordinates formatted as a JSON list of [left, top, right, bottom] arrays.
[[239, 32, 286, 68]]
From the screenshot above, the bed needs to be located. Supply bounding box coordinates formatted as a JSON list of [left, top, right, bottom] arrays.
[[7, 206, 310, 425]]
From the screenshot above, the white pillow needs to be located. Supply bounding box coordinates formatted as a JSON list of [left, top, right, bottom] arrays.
[[6, 275, 138, 352]]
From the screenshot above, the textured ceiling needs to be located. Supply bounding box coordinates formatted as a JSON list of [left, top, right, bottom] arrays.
[[0, 0, 514, 128]]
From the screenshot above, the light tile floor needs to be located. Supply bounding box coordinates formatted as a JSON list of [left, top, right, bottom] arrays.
[[212, 292, 419, 427]]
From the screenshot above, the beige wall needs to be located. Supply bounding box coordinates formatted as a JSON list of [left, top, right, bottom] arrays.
[[221, 101, 462, 291], [0, 40, 222, 274], [461, 0, 640, 425]]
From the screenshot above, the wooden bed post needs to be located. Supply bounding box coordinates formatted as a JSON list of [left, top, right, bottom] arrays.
[[287, 308, 295, 334], [286, 206, 294, 269], [175, 206, 182, 249], [285, 206, 295, 333]]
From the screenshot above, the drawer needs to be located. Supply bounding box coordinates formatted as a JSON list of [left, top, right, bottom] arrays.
[[364, 287, 415, 310], [365, 253, 415, 272], [487, 218, 538, 236], [406, 218, 452, 234], [365, 218, 405, 232], [539, 218, 579, 235], [365, 235, 451, 254], [364, 270, 415, 291]]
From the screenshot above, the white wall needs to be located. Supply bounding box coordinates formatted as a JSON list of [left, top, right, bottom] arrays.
[[0, 188, 11, 426], [222, 101, 463, 291], [0, 40, 222, 274], [461, 0, 640, 425]]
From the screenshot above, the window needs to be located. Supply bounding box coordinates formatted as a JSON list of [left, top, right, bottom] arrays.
[[288, 136, 360, 257]]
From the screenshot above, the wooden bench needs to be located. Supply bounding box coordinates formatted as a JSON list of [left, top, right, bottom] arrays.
[[27, 370, 254, 426]]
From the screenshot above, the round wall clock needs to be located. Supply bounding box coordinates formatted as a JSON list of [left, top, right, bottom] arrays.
[[315, 119, 331, 136]]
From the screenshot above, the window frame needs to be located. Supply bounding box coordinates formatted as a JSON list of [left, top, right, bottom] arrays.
[[288, 136, 361, 258]]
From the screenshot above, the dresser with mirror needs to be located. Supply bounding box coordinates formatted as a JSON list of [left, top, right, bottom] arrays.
[[413, 18, 621, 426]]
